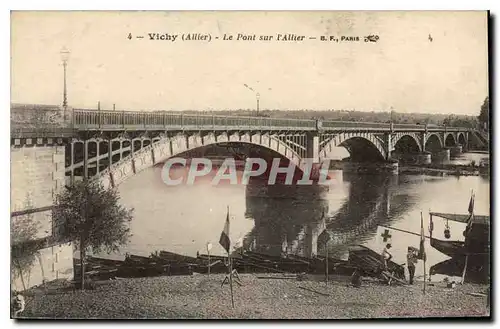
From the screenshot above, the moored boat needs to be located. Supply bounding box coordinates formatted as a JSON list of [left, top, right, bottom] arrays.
[[347, 245, 405, 279], [430, 237, 465, 257], [156, 250, 199, 264]]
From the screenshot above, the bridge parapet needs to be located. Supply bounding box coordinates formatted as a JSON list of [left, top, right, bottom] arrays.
[[72, 109, 317, 131], [10, 105, 473, 140]]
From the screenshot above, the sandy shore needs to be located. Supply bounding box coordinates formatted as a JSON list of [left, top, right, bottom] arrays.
[[18, 274, 490, 319]]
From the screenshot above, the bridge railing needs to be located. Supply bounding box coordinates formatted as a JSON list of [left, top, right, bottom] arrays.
[[322, 120, 471, 132], [63, 108, 473, 133], [72, 109, 317, 130], [322, 120, 391, 129]]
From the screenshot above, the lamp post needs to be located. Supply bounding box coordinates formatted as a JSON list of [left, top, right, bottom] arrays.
[[256, 93, 260, 116], [243, 83, 263, 117], [60, 47, 70, 120]]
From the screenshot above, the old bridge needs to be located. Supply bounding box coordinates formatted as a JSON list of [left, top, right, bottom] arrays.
[[11, 104, 482, 189]]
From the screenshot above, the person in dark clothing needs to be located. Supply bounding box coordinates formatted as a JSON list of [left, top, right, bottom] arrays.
[[407, 247, 418, 284]]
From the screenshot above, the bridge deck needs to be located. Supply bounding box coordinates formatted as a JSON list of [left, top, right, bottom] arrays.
[[10, 107, 471, 138]]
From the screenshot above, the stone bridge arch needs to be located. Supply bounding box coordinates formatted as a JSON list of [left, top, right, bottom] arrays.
[[444, 132, 457, 147], [424, 133, 444, 153], [392, 132, 423, 153], [319, 132, 387, 162], [457, 132, 467, 146], [93, 132, 302, 188]]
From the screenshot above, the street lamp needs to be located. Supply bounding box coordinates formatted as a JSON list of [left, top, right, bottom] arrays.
[[256, 93, 260, 116], [60, 47, 70, 120], [243, 83, 263, 117]]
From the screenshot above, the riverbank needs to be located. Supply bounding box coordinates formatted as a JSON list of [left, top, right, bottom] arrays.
[[18, 274, 489, 319], [399, 166, 481, 177], [329, 160, 488, 177]]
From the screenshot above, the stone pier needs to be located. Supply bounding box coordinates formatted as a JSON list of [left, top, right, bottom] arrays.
[[415, 152, 432, 165], [433, 149, 451, 162], [396, 152, 432, 165], [448, 145, 463, 157]]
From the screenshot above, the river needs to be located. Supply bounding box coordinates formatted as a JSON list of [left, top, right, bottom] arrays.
[[110, 152, 489, 280]]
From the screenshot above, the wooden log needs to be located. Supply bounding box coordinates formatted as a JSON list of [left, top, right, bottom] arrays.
[[298, 286, 330, 297], [256, 275, 297, 280]]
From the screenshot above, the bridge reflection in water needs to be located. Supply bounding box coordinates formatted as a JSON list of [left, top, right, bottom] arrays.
[[242, 173, 414, 260]]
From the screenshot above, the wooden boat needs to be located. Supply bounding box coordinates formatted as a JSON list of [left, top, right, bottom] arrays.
[[429, 211, 490, 260], [347, 245, 405, 280], [196, 254, 280, 274], [245, 251, 310, 265], [86, 256, 126, 268], [125, 254, 174, 267], [156, 250, 199, 264], [73, 259, 120, 281], [116, 262, 194, 278], [241, 251, 310, 273], [197, 253, 242, 263], [85, 269, 118, 281], [430, 256, 465, 277], [83, 254, 195, 278], [72, 268, 119, 282], [287, 253, 356, 275], [430, 253, 489, 284], [126, 254, 153, 262], [234, 257, 288, 273], [155, 250, 249, 275], [430, 237, 465, 257], [193, 260, 228, 274], [314, 255, 356, 276], [197, 254, 267, 273], [286, 253, 314, 264]]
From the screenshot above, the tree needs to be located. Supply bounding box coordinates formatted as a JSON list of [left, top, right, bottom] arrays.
[[479, 96, 489, 129], [11, 196, 39, 291], [53, 180, 133, 289]]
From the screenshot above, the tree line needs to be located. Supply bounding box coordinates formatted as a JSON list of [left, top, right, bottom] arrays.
[[176, 98, 488, 129]]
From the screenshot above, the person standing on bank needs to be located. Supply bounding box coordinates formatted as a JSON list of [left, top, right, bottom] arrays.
[[407, 247, 418, 284], [381, 243, 393, 271]]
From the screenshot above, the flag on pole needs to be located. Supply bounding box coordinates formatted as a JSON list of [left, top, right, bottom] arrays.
[[219, 207, 231, 254], [317, 212, 331, 247], [418, 213, 426, 261], [467, 192, 475, 226], [317, 229, 331, 247], [468, 192, 475, 215]]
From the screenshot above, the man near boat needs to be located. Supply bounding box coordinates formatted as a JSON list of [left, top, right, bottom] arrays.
[[407, 247, 419, 284], [381, 243, 392, 270]]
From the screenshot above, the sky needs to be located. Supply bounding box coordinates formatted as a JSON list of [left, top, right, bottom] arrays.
[[10, 11, 488, 115]]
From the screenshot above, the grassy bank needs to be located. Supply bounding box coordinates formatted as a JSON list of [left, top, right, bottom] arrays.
[[17, 274, 489, 319]]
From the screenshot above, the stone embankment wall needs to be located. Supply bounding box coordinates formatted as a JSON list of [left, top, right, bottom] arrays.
[[11, 145, 73, 291]]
